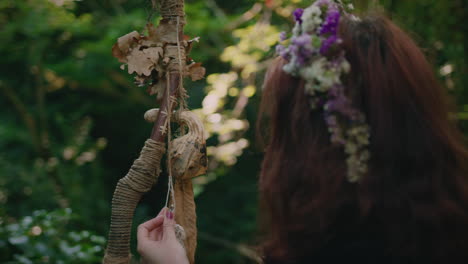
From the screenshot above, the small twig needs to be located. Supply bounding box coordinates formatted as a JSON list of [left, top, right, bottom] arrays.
[[34, 65, 50, 158], [198, 231, 262, 263], [206, 0, 228, 21], [225, 3, 263, 31], [0, 82, 40, 152]]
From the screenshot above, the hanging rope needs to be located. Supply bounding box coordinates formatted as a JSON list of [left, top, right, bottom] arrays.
[[162, 9, 187, 216], [163, 70, 176, 213]]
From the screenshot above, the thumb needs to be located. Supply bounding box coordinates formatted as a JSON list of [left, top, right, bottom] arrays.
[[162, 210, 176, 241]]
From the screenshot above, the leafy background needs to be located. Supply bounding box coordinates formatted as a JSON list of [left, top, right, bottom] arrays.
[[0, 0, 467, 263]]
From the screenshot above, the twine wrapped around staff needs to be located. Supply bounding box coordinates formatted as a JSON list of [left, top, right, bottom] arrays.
[[103, 0, 206, 263], [103, 139, 166, 264]]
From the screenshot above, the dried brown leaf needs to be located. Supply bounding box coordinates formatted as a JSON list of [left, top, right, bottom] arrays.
[[126, 49, 154, 76], [143, 47, 164, 64], [188, 63, 206, 81], [118, 31, 140, 51], [112, 44, 126, 63], [112, 31, 141, 62]]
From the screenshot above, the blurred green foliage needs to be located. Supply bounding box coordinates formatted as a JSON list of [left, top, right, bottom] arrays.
[[0, 208, 105, 263], [0, 0, 467, 263]]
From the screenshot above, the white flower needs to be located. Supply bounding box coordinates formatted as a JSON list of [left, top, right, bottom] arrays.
[[356, 133, 370, 145], [283, 55, 300, 75], [283, 62, 295, 75], [301, 6, 323, 33], [360, 150, 370, 161], [292, 23, 301, 37], [304, 5, 322, 19], [349, 15, 361, 22], [300, 58, 341, 92], [300, 59, 324, 82], [340, 60, 351, 73], [304, 82, 316, 95], [345, 142, 358, 154], [317, 70, 340, 90]]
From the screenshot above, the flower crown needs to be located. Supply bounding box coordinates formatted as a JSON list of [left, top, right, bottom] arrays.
[[276, 0, 370, 182]]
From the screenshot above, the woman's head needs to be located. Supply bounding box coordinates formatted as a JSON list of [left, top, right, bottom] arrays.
[[259, 10, 468, 263]]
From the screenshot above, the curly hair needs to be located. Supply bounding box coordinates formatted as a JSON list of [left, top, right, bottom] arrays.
[[258, 14, 468, 263]]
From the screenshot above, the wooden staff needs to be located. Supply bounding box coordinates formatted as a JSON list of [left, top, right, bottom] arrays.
[[104, 0, 202, 263]]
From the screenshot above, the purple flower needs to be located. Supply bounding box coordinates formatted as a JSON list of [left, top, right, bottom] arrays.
[[276, 44, 289, 60], [325, 114, 337, 127], [325, 113, 345, 145], [327, 90, 359, 120], [326, 97, 347, 113], [320, 35, 340, 54], [291, 34, 313, 65], [293, 34, 312, 46], [293, 8, 304, 24], [331, 55, 346, 68], [326, 85, 354, 117], [327, 85, 340, 97], [320, 10, 341, 36], [279, 31, 287, 42]]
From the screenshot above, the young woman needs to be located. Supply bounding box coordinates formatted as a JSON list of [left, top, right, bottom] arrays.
[[137, 1, 468, 263]]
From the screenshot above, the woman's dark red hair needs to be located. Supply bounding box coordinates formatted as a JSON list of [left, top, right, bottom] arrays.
[[258, 14, 468, 263]]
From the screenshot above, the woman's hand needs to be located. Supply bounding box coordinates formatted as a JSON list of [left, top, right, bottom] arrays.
[[137, 207, 189, 264]]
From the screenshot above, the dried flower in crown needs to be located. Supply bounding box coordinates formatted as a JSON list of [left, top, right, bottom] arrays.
[[276, 0, 370, 183]]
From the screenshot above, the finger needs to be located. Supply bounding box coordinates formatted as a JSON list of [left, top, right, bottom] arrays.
[[141, 207, 168, 241], [137, 215, 164, 239], [156, 207, 168, 218], [149, 228, 157, 240], [149, 226, 162, 241], [140, 215, 165, 230], [162, 210, 176, 241]]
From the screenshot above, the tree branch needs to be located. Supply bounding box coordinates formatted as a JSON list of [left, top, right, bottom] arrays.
[[0, 82, 40, 152], [198, 231, 262, 263]]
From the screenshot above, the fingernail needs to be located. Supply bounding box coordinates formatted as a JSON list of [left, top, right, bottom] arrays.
[[169, 211, 174, 220], [166, 210, 171, 219]]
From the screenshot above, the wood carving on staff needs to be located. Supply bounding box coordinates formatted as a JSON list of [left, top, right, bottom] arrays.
[[103, 0, 206, 263]]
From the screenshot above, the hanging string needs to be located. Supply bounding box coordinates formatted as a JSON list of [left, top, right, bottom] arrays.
[[163, 15, 185, 213], [163, 72, 176, 212], [177, 15, 188, 111]]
